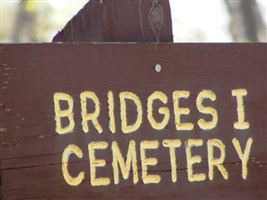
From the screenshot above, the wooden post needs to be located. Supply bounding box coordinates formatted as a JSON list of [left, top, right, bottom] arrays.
[[52, 0, 173, 42]]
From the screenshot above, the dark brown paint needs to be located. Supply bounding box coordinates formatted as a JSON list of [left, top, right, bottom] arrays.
[[0, 43, 266, 199]]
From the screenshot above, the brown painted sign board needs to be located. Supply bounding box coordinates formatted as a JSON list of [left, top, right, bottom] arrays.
[[0, 43, 266, 199]]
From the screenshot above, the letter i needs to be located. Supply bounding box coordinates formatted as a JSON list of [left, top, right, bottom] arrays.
[[108, 91, 116, 133]]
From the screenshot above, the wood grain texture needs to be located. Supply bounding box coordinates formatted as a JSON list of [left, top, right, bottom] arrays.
[[1, 43, 266, 199], [52, 0, 173, 42]]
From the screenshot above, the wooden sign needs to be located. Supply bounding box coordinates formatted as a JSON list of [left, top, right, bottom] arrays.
[[1, 44, 266, 199]]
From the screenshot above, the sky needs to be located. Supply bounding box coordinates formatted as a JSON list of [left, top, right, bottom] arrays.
[[170, 0, 231, 42]]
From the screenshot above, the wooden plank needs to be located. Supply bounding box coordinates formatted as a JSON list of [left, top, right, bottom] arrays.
[[1, 43, 266, 199], [0, 45, 4, 200], [52, 0, 173, 42]]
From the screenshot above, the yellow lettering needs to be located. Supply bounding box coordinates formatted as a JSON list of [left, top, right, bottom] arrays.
[[80, 91, 103, 133], [207, 139, 228, 180], [88, 141, 110, 186], [173, 91, 194, 131], [140, 140, 161, 184], [112, 140, 138, 184], [232, 89, 250, 130], [162, 139, 182, 182], [232, 137, 253, 179], [108, 91, 116, 134], [53, 93, 75, 134], [185, 139, 206, 182], [147, 91, 170, 130], [196, 90, 218, 130], [120, 92, 143, 134], [62, 144, 84, 186]]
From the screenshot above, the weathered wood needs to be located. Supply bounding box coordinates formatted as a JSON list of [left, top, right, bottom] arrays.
[[1, 43, 266, 199], [52, 0, 173, 42], [0, 46, 4, 200]]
